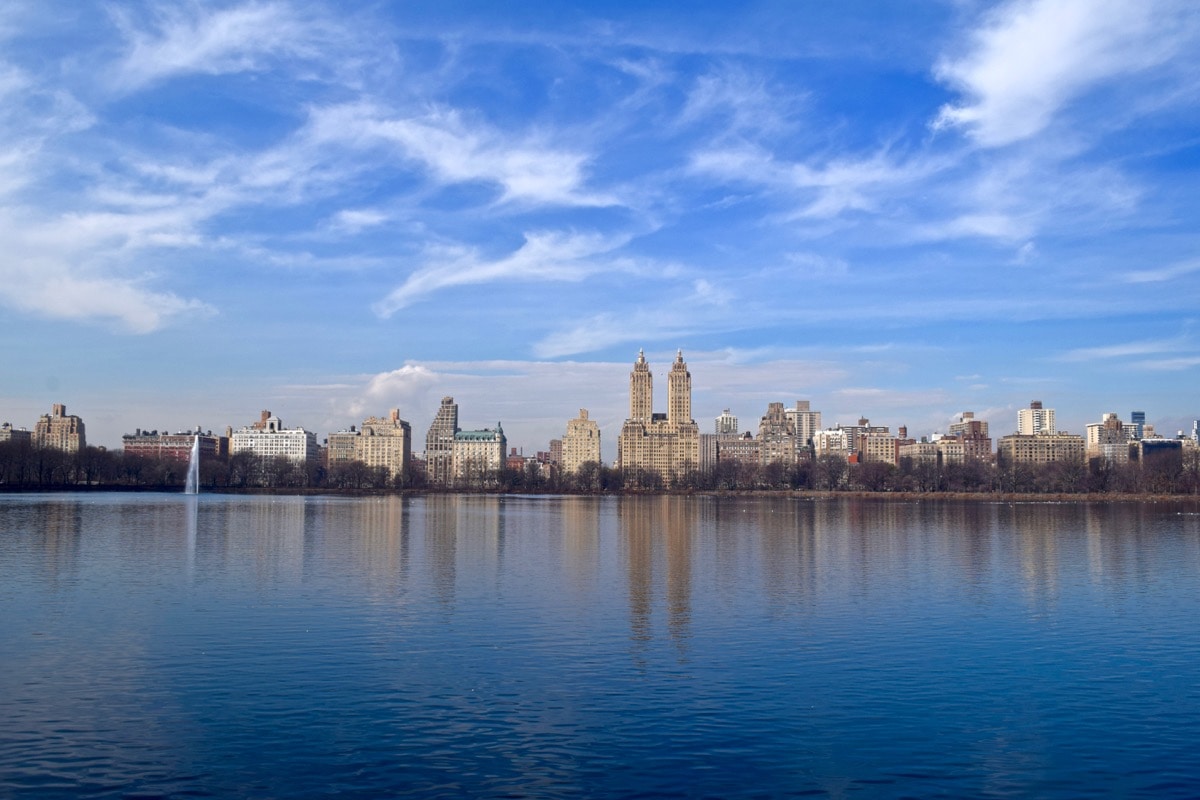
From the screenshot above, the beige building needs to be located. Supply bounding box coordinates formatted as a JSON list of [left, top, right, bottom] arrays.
[[860, 432, 900, 465], [33, 404, 86, 452], [562, 409, 601, 474], [325, 428, 360, 468], [358, 410, 412, 480], [785, 401, 822, 450], [616, 349, 700, 484], [997, 432, 1085, 465], [1, 423, 32, 445]]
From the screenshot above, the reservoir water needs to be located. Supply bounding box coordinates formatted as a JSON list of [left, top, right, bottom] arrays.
[[2, 493, 1199, 798]]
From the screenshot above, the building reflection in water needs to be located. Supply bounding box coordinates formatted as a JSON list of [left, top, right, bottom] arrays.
[[618, 497, 698, 663]]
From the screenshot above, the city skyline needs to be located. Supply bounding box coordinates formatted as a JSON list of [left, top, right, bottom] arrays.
[[1, 2, 1198, 458]]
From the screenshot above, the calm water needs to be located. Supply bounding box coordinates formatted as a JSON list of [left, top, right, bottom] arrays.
[[2, 493, 1200, 798]]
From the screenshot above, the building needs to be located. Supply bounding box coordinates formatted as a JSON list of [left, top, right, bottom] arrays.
[[616, 349, 701, 484], [997, 432, 1085, 465], [452, 425, 506, 485], [860, 432, 900, 465], [0, 423, 32, 445], [785, 401, 822, 451], [945, 411, 993, 460], [33, 404, 86, 452], [1017, 401, 1055, 436], [358, 410, 412, 481], [1130, 410, 1146, 440], [1086, 413, 1132, 464], [424, 397, 459, 486], [325, 427, 360, 468], [562, 409, 601, 475], [230, 411, 318, 464], [715, 409, 739, 435], [122, 429, 225, 461]]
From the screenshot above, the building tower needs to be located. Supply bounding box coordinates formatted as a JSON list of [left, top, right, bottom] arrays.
[[1018, 400, 1056, 436], [630, 349, 653, 423], [425, 397, 459, 486], [715, 409, 738, 435], [1130, 411, 1146, 440], [563, 409, 602, 475], [668, 350, 691, 425], [33, 403, 86, 453]]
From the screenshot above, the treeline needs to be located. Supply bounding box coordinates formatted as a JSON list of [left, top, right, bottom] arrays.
[[3, 439, 1199, 495]]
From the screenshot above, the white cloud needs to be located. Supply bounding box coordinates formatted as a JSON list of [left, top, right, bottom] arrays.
[[373, 229, 635, 316], [933, 0, 1193, 146], [110, 1, 336, 91], [1123, 258, 1200, 284], [306, 102, 616, 208], [1057, 336, 1189, 362]]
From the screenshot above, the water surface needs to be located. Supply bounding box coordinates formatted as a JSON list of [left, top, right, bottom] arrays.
[[2, 493, 1199, 797]]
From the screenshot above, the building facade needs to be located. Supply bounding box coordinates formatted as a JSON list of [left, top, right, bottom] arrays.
[[562, 409, 601, 475], [452, 425, 506, 485], [1086, 413, 1132, 464], [33, 404, 86, 452], [1017, 401, 1056, 436], [425, 397, 459, 486], [122, 430, 225, 461], [0, 423, 32, 445], [997, 432, 1085, 465], [616, 349, 701, 484], [358, 410, 412, 480], [230, 411, 318, 464]]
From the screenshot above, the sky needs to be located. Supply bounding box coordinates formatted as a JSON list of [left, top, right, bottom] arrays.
[[1, 0, 1198, 461]]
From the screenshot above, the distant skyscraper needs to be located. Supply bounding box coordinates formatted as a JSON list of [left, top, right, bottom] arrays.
[[715, 409, 738, 435], [1017, 401, 1055, 436], [1130, 410, 1146, 440], [562, 409, 601, 474], [1086, 413, 1131, 464], [358, 409, 412, 480], [33, 403, 86, 453], [785, 401, 821, 450], [424, 397, 459, 486]]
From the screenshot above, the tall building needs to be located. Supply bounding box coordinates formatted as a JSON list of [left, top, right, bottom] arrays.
[[757, 401, 797, 465], [562, 409, 601, 474], [230, 411, 317, 464], [715, 409, 739, 435], [785, 401, 822, 450], [1017, 401, 1055, 436], [358, 409, 411, 480], [946, 411, 993, 460], [33, 404, 86, 452], [1086, 413, 1131, 464], [1130, 411, 1146, 440], [616, 349, 701, 484], [325, 427, 359, 468], [425, 397, 459, 486], [452, 424, 506, 485]]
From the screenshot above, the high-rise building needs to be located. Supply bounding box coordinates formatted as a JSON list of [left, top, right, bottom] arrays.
[[757, 401, 797, 465], [325, 427, 359, 468], [424, 397, 459, 486], [785, 401, 822, 450], [1130, 411, 1146, 440], [715, 409, 738, 435], [33, 403, 86, 452], [230, 411, 317, 464], [946, 411, 993, 460], [358, 409, 411, 480], [616, 349, 700, 484], [1086, 413, 1132, 464], [562, 409, 601, 475], [1017, 401, 1055, 436]]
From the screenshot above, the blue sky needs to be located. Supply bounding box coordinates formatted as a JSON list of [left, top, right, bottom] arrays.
[[1, 0, 1198, 459]]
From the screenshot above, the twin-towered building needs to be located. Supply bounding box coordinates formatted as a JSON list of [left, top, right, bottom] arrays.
[[616, 350, 700, 484]]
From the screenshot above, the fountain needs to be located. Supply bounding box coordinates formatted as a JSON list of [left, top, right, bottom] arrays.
[[184, 434, 200, 495]]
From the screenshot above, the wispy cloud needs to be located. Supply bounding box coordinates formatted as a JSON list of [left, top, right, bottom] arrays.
[[374, 230, 637, 316], [932, 0, 1194, 146], [1123, 258, 1200, 284], [1057, 336, 1191, 362], [109, 1, 345, 91]]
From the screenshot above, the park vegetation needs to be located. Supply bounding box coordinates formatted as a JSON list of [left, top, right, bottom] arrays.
[[2, 438, 1200, 496]]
